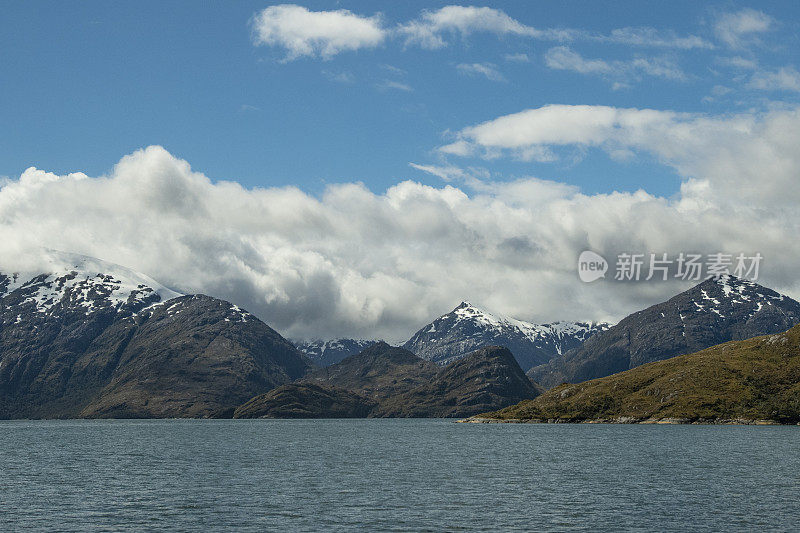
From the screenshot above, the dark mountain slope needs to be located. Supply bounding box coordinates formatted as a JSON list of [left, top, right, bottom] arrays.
[[233, 383, 377, 419], [529, 275, 800, 389], [376, 346, 542, 418], [305, 341, 438, 400], [0, 254, 311, 418]]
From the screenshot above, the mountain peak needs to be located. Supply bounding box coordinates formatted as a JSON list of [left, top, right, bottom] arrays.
[[404, 303, 610, 371], [0, 251, 182, 317]]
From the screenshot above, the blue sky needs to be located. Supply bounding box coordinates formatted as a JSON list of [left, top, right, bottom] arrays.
[[3, 1, 798, 198]]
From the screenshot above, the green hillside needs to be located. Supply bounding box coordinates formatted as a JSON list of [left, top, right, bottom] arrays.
[[472, 325, 800, 424]]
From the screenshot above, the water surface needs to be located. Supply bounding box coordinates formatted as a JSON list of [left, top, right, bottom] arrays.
[[1, 419, 798, 532]]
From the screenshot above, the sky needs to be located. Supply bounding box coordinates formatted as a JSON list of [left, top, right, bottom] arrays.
[[1, 2, 800, 342]]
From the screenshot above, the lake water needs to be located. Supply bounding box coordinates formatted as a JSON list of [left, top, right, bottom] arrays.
[[1, 419, 798, 532]]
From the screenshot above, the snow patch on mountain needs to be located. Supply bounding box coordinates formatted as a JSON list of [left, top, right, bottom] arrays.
[[404, 301, 611, 370], [0, 250, 182, 315], [452, 302, 606, 349], [294, 338, 379, 367]]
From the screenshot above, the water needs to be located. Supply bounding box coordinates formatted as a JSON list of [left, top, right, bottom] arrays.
[[1, 419, 798, 532]]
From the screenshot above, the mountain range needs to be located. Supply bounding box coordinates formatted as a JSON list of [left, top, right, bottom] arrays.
[[238, 343, 541, 418], [2, 251, 799, 421]]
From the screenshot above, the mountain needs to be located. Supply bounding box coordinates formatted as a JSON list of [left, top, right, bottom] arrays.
[[529, 275, 800, 389], [241, 343, 542, 418], [293, 338, 378, 367], [403, 302, 610, 371], [472, 324, 800, 424], [233, 383, 377, 419], [375, 346, 542, 418], [0, 252, 311, 419], [305, 341, 438, 400]]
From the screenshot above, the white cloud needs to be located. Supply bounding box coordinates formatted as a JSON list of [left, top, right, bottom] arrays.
[[440, 104, 800, 207], [2, 140, 800, 343], [251, 4, 386, 60], [718, 56, 758, 70], [375, 80, 413, 92], [456, 62, 506, 82], [545, 47, 613, 75], [544, 46, 686, 84], [714, 8, 773, 48], [398, 5, 544, 49], [396, 6, 710, 51], [409, 163, 490, 189], [1, 134, 799, 343], [251, 5, 716, 62], [748, 67, 800, 92], [598, 27, 713, 49]]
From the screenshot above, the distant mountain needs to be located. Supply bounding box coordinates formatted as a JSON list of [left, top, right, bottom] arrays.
[[0, 252, 311, 419], [294, 338, 378, 367], [256, 343, 543, 418], [305, 341, 438, 400], [403, 302, 610, 372], [375, 346, 543, 418], [529, 275, 800, 389], [474, 324, 800, 424], [239, 344, 541, 419], [234, 383, 377, 419]]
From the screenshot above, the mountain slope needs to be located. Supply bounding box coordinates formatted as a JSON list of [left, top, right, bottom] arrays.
[[529, 275, 800, 389], [476, 324, 800, 424], [305, 341, 438, 400], [0, 253, 311, 418], [294, 338, 378, 367], [233, 383, 377, 419], [403, 302, 609, 371], [375, 346, 542, 418]]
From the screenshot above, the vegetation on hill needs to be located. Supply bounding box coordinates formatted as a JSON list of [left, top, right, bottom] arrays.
[[475, 325, 800, 424]]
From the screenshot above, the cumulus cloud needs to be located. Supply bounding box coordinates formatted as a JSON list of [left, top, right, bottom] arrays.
[[2, 118, 800, 343], [544, 46, 686, 84], [251, 4, 386, 60], [714, 8, 773, 48], [456, 62, 506, 82]]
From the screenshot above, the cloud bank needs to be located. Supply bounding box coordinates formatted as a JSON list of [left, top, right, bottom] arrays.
[[2, 103, 800, 342]]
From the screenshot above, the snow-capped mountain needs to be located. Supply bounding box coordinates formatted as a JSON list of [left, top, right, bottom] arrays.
[[0, 251, 182, 319], [0, 251, 310, 419], [294, 338, 379, 367], [403, 302, 611, 371], [530, 275, 800, 388]]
